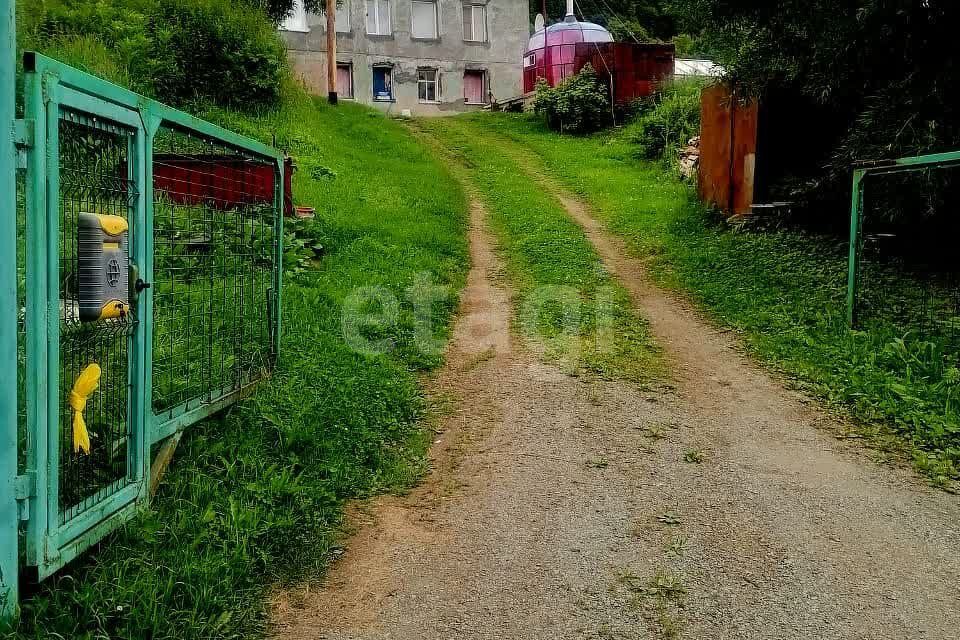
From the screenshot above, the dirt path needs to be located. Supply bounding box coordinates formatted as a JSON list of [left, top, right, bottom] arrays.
[[272, 166, 960, 639]]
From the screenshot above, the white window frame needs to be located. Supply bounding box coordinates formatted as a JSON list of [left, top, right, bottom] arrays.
[[411, 0, 439, 39], [462, 3, 487, 43], [320, 0, 351, 32], [366, 0, 392, 35], [417, 68, 441, 103]]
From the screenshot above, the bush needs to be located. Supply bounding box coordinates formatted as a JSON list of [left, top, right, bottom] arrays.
[[21, 0, 288, 110], [532, 64, 611, 135], [146, 0, 288, 108], [624, 79, 703, 160]]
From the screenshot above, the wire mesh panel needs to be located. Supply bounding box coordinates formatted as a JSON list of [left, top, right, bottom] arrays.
[[57, 110, 138, 523], [151, 125, 277, 417], [16, 166, 26, 478], [853, 167, 960, 353]]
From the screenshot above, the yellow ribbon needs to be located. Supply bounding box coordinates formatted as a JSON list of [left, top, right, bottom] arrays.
[[69, 364, 101, 455]]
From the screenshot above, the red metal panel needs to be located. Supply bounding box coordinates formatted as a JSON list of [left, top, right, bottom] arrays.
[[151, 155, 283, 214], [523, 37, 675, 105], [697, 83, 759, 216]]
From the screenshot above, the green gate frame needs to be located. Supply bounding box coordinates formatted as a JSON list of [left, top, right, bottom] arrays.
[[1, 2, 283, 618], [847, 150, 960, 327], [1, 0, 18, 619]]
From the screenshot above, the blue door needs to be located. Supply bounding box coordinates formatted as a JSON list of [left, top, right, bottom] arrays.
[[373, 66, 393, 101]]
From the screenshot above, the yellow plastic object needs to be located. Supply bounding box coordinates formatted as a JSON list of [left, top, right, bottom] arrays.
[[78, 212, 129, 322], [98, 214, 128, 236], [69, 364, 101, 455]]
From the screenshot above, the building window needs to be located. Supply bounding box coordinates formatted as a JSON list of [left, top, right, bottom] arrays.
[[281, 0, 309, 32], [463, 69, 486, 104], [373, 65, 393, 101], [336, 0, 351, 32], [366, 0, 391, 35], [411, 0, 438, 39], [462, 3, 486, 42], [337, 63, 354, 99], [418, 68, 440, 103]]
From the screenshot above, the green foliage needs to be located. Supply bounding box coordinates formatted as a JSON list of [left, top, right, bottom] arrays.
[[532, 0, 677, 41], [19, 0, 289, 109], [533, 65, 611, 135], [146, 0, 288, 108], [624, 79, 703, 160], [250, 0, 328, 24], [14, 95, 468, 638], [672, 0, 960, 214], [468, 112, 959, 485]]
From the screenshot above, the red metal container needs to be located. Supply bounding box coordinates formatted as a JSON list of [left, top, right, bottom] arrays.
[[152, 154, 295, 217], [523, 18, 675, 104]]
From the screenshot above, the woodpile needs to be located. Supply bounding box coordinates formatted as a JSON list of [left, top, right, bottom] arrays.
[[678, 136, 700, 179]]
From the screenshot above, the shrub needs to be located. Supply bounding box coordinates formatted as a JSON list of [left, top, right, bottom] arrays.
[[145, 0, 288, 109], [532, 64, 611, 135], [20, 0, 288, 110], [624, 79, 703, 160]]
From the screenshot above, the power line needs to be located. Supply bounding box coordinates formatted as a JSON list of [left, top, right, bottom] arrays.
[[592, 0, 644, 44]]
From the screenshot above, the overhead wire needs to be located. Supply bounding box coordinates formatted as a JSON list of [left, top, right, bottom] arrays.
[[573, 0, 617, 123]]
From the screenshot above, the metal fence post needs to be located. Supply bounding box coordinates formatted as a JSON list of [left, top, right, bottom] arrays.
[[846, 168, 866, 328], [0, 0, 20, 620]]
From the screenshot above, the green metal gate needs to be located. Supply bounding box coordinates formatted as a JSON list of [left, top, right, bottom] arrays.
[[846, 150, 960, 328], [7, 51, 283, 594]]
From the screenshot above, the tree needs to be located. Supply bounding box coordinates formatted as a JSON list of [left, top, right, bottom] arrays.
[[531, 0, 677, 42], [253, 0, 334, 24], [671, 0, 960, 215]]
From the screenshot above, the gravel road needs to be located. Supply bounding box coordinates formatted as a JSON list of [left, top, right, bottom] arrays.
[[271, 169, 960, 640]]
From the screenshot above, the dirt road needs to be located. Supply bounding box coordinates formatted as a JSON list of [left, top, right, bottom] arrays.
[[272, 166, 960, 639]]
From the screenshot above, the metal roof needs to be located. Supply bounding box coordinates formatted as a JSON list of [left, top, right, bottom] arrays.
[[675, 59, 725, 77]]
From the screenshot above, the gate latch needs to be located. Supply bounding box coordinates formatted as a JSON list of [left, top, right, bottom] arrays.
[[15, 472, 36, 521], [128, 261, 151, 303]]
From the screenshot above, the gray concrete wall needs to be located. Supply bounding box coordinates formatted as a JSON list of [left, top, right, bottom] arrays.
[[282, 0, 529, 115]]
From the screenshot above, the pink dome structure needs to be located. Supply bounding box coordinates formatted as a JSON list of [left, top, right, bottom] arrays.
[[522, 8, 675, 105]]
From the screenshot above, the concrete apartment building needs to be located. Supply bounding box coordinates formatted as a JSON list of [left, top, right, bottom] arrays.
[[280, 0, 529, 114]]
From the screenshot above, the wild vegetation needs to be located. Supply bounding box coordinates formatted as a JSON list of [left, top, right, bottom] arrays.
[[672, 0, 960, 219], [532, 65, 612, 135], [530, 0, 690, 50], [623, 79, 703, 161], [10, 1, 469, 638], [463, 112, 959, 487], [19, 0, 288, 108]]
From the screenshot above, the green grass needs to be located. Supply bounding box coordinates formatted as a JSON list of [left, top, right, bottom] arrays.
[[412, 117, 661, 384], [460, 112, 960, 486], [11, 92, 468, 638]]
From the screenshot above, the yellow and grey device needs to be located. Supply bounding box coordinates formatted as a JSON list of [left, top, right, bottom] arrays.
[[78, 213, 129, 322]]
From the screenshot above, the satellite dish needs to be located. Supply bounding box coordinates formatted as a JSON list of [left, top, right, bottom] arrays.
[[534, 13, 545, 32]]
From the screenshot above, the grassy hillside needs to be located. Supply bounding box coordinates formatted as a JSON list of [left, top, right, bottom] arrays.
[[10, 73, 468, 640]]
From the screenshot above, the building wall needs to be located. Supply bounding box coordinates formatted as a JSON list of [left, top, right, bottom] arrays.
[[282, 0, 529, 115]]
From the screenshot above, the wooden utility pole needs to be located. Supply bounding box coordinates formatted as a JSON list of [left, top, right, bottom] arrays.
[[542, 0, 548, 21], [326, 0, 338, 104]]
